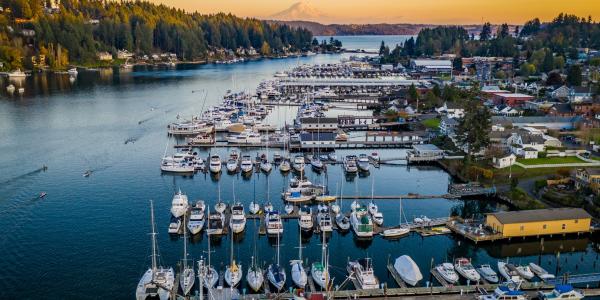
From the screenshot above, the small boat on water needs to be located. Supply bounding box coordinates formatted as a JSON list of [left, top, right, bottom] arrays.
[[7, 69, 27, 78], [328, 152, 337, 162], [67, 68, 78, 76], [290, 226, 307, 288], [279, 159, 291, 172], [311, 157, 324, 170], [179, 215, 195, 296], [528, 262, 555, 280], [229, 203, 247, 234], [170, 190, 189, 218], [226, 150, 239, 173], [292, 155, 305, 172], [343, 155, 358, 173], [266, 211, 283, 235], [311, 232, 330, 290], [347, 258, 379, 290], [246, 255, 264, 292], [187, 134, 215, 145], [476, 264, 499, 283], [6, 84, 15, 94], [248, 201, 260, 214], [240, 155, 254, 173], [394, 255, 423, 286], [208, 154, 222, 173], [168, 121, 214, 135], [83, 170, 92, 177], [435, 263, 459, 284], [538, 284, 584, 300], [367, 201, 378, 215], [168, 216, 182, 234], [260, 158, 272, 173], [39, 192, 47, 198], [268, 233, 286, 291], [206, 212, 225, 235], [187, 201, 205, 235], [477, 285, 528, 300], [515, 264, 534, 280], [454, 258, 480, 282], [284, 203, 294, 214], [214, 201, 227, 213], [335, 213, 350, 231], [358, 154, 370, 172], [497, 261, 522, 283], [350, 206, 373, 238], [371, 211, 384, 226], [369, 152, 380, 162], [317, 208, 333, 232], [298, 206, 313, 232]]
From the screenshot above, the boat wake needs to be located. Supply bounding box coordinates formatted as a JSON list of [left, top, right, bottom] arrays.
[[0, 166, 47, 186]]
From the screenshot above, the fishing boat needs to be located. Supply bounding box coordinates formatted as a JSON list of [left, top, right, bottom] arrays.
[[298, 206, 313, 232], [538, 284, 584, 300], [515, 265, 534, 280], [266, 211, 283, 235], [229, 202, 246, 234], [347, 258, 379, 289], [477, 285, 528, 300], [311, 232, 330, 290], [249, 201, 260, 214], [170, 189, 189, 218], [317, 208, 333, 232], [206, 212, 224, 236], [290, 226, 307, 287], [528, 262, 555, 280], [476, 264, 499, 283], [497, 261, 522, 283], [240, 155, 254, 173], [394, 255, 423, 286], [350, 206, 373, 238], [268, 233, 286, 291], [293, 155, 305, 172], [168, 216, 182, 234], [435, 263, 459, 284], [203, 208, 219, 289], [225, 230, 242, 287], [187, 201, 205, 235], [454, 258, 480, 282], [226, 150, 239, 173], [358, 154, 370, 172], [179, 215, 195, 296], [343, 155, 358, 173], [208, 154, 222, 173], [137, 201, 175, 300], [381, 198, 410, 238]]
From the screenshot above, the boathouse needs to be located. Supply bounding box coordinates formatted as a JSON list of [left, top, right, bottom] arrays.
[[299, 132, 336, 149], [485, 208, 592, 238], [299, 117, 338, 132]]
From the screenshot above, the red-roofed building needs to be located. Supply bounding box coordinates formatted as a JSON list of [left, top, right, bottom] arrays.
[[492, 93, 534, 107]]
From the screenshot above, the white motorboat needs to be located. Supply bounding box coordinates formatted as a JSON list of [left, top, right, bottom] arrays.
[[317, 208, 333, 232], [168, 216, 182, 234], [168, 121, 214, 135], [528, 262, 555, 280], [515, 265, 534, 280], [330, 203, 340, 214], [6, 84, 15, 94], [67, 68, 78, 76], [292, 155, 305, 172], [187, 134, 215, 145], [497, 261, 521, 283], [371, 212, 384, 226], [284, 203, 294, 214], [226, 158, 238, 173], [187, 201, 205, 235], [227, 129, 262, 144], [283, 188, 314, 203], [454, 258, 480, 282], [367, 201, 378, 215], [478, 285, 528, 300], [538, 284, 584, 300], [476, 264, 499, 283], [260, 159, 272, 173], [137, 201, 175, 300], [347, 258, 379, 290], [208, 154, 222, 173], [435, 263, 459, 284], [179, 215, 195, 296], [350, 206, 373, 238], [266, 211, 283, 235], [7, 69, 27, 78], [229, 203, 247, 234], [160, 158, 194, 173], [298, 206, 313, 231], [335, 213, 350, 231], [343, 155, 358, 173], [369, 152, 380, 162], [240, 155, 254, 173], [279, 160, 291, 172], [263, 202, 274, 213], [249, 201, 260, 214], [328, 152, 337, 162], [170, 190, 189, 218], [394, 255, 423, 286], [206, 212, 225, 236], [311, 158, 324, 170], [268, 233, 286, 291], [358, 154, 370, 172]]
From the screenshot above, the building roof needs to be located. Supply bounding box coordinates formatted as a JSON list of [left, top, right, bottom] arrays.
[[412, 144, 443, 152], [552, 103, 573, 114], [300, 132, 336, 142], [520, 133, 545, 145], [300, 117, 338, 124], [488, 208, 591, 224], [441, 116, 459, 125], [411, 59, 452, 67], [491, 116, 581, 125], [494, 93, 534, 99], [584, 168, 600, 176]]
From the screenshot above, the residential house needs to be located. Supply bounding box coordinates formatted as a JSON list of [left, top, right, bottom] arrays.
[[574, 168, 600, 194], [550, 85, 570, 99], [439, 116, 459, 136], [548, 103, 575, 117], [491, 116, 582, 130], [117, 49, 133, 59], [97, 52, 112, 61], [492, 153, 516, 168], [508, 131, 545, 158], [569, 87, 593, 103], [436, 102, 465, 118], [492, 93, 535, 107]]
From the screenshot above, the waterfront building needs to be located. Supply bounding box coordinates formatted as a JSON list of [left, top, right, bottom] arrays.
[[409, 59, 452, 74], [574, 168, 600, 194], [485, 208, 592, 238], [407, 144, 445, 162], [299, 132, 336, 149], [299, 117, 338, 132]]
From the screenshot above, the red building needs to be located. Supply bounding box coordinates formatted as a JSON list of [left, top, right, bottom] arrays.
[[492, 93, 534, 107]]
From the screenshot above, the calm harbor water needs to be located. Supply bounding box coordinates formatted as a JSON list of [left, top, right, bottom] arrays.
[[1, 36, 599, 299]]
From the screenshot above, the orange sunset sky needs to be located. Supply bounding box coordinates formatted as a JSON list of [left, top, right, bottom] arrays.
[[147, 0, 599, 24]]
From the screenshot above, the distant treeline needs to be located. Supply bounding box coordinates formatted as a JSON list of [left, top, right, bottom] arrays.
[[380, 13, 600, 64], [0, 0, 315, 70]]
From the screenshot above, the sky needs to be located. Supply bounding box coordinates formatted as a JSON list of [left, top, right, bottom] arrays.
[[148, 0, 600, 25]]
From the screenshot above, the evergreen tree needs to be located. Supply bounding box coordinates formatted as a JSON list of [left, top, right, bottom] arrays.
[[480, 22, 492, 41], [408, 84, 418, 101], [542, 49, 554, 73], [567, 65, 583, 86], [455, 105, 492, 158]]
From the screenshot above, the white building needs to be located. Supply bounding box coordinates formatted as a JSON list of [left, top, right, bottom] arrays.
[[299, 132, 336, 149], [493, 153, 516, 168], [410, 59, 452, 73], [436, 102, 464, 119], [299, 117, 338, 132]]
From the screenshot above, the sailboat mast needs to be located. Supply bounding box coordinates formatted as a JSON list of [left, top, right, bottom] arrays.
[[276, 232, 280, 265], [298, 223, 302, 261], [207, 207, 211, 268], [150, 200, 157, 272], [183, 214, 188, 269]]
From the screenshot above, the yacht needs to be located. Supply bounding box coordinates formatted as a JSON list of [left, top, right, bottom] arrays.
[[343, 155, 358, 173], [268, 233, 286, 291], [179, 215, 195, 296], [279, 159, 291, 172], [476, 264, 499, 283], [226, 150, 239, 173], [240, 155, 254, 173], [168, 121, 214, 135], [394, 255, 423, 286], [435, 263, 459, 284], [350, 206, 374, 238], [515, 265, 534, 280], [136, 201, 175, 300], [317, 208, 333, 232], [206, 212, 225, 236], [497, 261, 522, 283], [292, 155, 305, 172], [160, 158, 194, 173], [229, 203, 247, 234], [170, 190, 189, 218], [187, 201, 205, 235], [454, 258, 480, 282], [347, 258, 379, 290], [358, 154, 370, 172], [538, 285, 584, 300], [168, 216, 182, 234], [477, 285, 527, 300], [528, 262, 555, 280], [208, 154, 222, 173], [227, 129, 262, 145], [298, 206, 313, 232], [266, 211, 283, 235]]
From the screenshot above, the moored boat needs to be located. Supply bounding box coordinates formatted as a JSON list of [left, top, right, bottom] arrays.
[[394, 255, 423, 286]]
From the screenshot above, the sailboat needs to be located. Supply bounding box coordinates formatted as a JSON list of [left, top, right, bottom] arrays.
[[335, 180, 350, 231], [136, 200, 175, 300], [381, 197, 410, 238], [179, 214, 195, 295], [224, 229, 242, 287], [311, 232, 330, 290], [203, 207, 219, 289], [246, 219, 264, 292], [214, 182, 227, 213], [290, 226, 307, 287], [260, 133, 273, 173], [267, 232, 286, 291]]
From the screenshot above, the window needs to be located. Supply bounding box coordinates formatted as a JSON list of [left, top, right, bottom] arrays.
[[520, 225, 524, 231], [574, 219, 579, 224], [543, 224, 547, 230], [562, 224, 566, 230]]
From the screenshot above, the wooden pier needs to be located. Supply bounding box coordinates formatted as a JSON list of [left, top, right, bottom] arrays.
[[387, 263, 407, 288]]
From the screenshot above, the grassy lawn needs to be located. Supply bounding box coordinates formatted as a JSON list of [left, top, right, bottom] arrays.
[[517, 156, 585, 165], [421, 118, 440, 129], [503, 188, 546, 210]]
